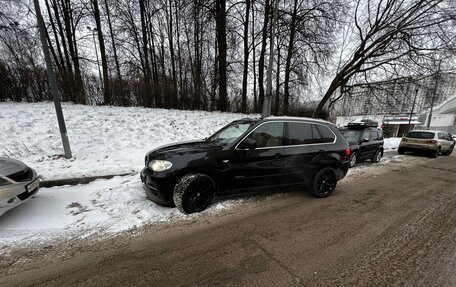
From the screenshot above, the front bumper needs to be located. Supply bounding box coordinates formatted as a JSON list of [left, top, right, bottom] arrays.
[[0, 169, 40, 216], [140, 167, 175, 207]]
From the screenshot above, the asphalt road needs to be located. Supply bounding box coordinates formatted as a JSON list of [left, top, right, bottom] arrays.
[[1, 155, 456, 286]]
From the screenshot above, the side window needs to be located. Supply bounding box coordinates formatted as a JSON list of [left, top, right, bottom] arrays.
[[377, 130, 384, 140], [286, 122, 323, 145], [369, 130, 378, 141], [438, 132, 445, 140], [315, 125, 336, 143], [361, 131, 370, 141], [245, 122, 284, 148]]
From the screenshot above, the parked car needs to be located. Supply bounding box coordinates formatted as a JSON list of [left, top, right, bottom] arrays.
[[141, 117, 351, 214], [338, 119, 384, 168], [0, 158, 40, 216], [398, 130, 454, 157]]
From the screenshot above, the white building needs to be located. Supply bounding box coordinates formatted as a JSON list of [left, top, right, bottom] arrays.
[[333, 74, 456, 136]]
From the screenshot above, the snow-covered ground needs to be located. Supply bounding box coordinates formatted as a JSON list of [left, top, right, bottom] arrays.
[[0, 102, 249, 180], [0, 102, 405, 252]]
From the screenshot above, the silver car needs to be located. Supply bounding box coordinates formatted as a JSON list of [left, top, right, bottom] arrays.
[[398, 130, 454, 158], [0, 158, 40, 216]]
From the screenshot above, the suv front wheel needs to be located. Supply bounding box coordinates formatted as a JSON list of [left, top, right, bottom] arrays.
[[311, 167, 338, 198], [173, 173, 215, 214]]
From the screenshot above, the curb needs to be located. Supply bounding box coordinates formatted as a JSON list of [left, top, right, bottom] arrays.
[[40, 173, 136, 188]]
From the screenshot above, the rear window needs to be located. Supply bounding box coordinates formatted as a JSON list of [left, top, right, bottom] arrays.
[[406, 131, 435, 139], [340, 129, 361, 143], [286, 122, 322, 145], [315, 125, 336, 143]]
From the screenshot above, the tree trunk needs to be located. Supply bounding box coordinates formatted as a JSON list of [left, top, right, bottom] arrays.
[[258, 0, 270, 113], [92, 0, 111, 105], [139, 0, 153, 107], [274, 46, 280, 115], [283, 0, 298, 115], [216, 0, 228, 112], [103, 0, 121, 82], [241, 0, 251, 113], [167, 0, 178, 108], [251, 2, 257, 112]]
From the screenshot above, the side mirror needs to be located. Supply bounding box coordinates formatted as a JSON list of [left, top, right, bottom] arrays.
[[238, 138, 257, 150]]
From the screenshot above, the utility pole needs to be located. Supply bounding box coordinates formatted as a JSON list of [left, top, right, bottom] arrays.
[[407, 89, 418, 134], [427, 59, 442, 129], [262, 0, 279, 118], [33, 0, 72, 159]]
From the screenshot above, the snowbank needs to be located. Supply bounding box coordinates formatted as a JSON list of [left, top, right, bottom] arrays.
[[0, 102, 251, 180]]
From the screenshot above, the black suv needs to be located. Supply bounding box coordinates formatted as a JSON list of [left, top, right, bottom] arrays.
[[338, 120, 384, 168], [141, 117, 351, 214]]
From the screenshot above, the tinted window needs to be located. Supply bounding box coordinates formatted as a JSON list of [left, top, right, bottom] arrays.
[[286, 122, 323, 145], [406, 131, 435, 139], [369, 131, 378, 140], [438, 132, 450, 140], [377, 130, 383, 140], [316, 125, 336, 143], [340, 129, 361, 143], [245, 122, 284, 148]]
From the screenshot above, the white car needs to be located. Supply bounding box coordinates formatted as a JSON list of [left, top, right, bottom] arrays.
[[0, 158, 40, 216], [398, 130, 454, 158]]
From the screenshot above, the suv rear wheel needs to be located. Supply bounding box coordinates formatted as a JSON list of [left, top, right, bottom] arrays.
[[430, 147, 441, 158], [173, 173, 215, 214], [311, 167, 337, 198], [443, 145, 454, 156]]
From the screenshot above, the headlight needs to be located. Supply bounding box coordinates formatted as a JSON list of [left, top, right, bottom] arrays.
[[148, 160, 173, 172]]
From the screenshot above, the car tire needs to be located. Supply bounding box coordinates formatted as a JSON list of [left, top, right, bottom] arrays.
[[398, 147, 405, 155], [349, 152, 358, 168], [371, 149, 382, 163], [444, 145, 454, 156], [173, 173, 215, 214], [430, 147, 441, 158], [311, 167, 337, 198]]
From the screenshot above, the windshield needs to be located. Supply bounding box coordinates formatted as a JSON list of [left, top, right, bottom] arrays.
[[406, 131, 435, 139], [207, 123, 253, 144], [340, 129, 361, 143]]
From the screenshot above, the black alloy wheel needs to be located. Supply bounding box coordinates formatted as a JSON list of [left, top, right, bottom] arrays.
[[173, 173, 215, 214], [311, 167, 337, 198]]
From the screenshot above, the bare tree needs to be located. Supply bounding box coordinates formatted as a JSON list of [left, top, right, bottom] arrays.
[[313, 0, 456, 117]]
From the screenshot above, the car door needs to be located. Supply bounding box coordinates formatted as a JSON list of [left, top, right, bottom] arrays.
[[282, 122, 329, 186], [359, 129, 378, 159], [439, 132, 451, 151], [227, 122, 286, 193]]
